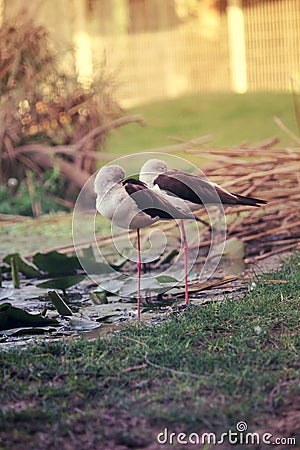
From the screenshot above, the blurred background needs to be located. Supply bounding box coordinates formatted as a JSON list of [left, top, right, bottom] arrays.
[[2, 0, 300, 103]]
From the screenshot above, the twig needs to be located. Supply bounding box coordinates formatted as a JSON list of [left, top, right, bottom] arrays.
[[144, 348, 213, 381], [119, 336, 211, 381], [26, 170, 42, 218], [274, 116, 300, 145], [146, 136, 215, 154], [102, 364, 147, 386], [168, 134, 213, 145], [221, 164, 299, 188], [242, 220, 300, 242], [74, 115, 146, 152], [291, 77, 300, 135], [245, 242, 299, 263], [4, 115, 145, 162], [11, 256, 20, 288], [239, 174, 271, 197]]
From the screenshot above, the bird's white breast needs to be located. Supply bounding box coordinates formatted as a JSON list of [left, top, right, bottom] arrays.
[[96, 184, 157, 230]]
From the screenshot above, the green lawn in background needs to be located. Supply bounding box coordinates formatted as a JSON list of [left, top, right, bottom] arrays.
[[106, 92, 297, 155]]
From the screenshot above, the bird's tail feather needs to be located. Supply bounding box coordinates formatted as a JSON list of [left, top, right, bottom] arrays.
[[233, 193, 268, 207]]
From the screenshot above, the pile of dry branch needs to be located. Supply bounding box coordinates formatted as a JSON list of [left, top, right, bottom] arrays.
[[0, 15, 139, 208], [185, 136, 300, 262]]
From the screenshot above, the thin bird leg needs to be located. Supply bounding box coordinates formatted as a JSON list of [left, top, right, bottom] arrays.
[[137, 228, 141, 324], [199, 217, 210, 228], [195, 215, 210, 228], [180, 219, 189, 305]]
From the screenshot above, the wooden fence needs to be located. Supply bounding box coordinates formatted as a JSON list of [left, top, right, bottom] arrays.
[[2, 0, 300, 106], [90, 0, 300, 105]]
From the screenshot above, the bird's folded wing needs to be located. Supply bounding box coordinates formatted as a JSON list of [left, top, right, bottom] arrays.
[[156, 170, 234, 205], [123, 179, 196, 219], [157, 170, 267, 206]]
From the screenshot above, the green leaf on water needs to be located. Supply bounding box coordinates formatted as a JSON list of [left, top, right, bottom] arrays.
[[3, 253, 42, 278], [76, 245, 126, 274], [37, 275, 85, 293], [78, 258, 115, 275], [0, 326, 58, 337], [156, 275, 179, 284], [0, 302, 59, 331], [48, 291, 73, 316], [33, 251, 81, 276], [96, 314, 119, 323]]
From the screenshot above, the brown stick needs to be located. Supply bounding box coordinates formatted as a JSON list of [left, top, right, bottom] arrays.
[[221, 164, 299, 188], [246, 242, 300, 262], [74, 115, 146, 152], [31, 153, 92, 189], [3, 115, 146, 161], [242, 220, 300, 242], [274, 116, 300, 145]]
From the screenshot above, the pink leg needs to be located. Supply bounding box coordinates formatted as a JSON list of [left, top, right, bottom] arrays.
[[180, 219, 189, 305], [137, 228, 141, 324]]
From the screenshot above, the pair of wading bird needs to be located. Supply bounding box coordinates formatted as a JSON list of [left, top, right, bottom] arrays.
[[94, 159, 267, 323]]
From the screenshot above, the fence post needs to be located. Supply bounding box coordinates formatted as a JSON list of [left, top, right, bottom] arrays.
[[72, 0, 94, 89], [227, 0, 248, 93]]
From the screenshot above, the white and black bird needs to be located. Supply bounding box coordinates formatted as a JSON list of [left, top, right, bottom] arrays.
[[140, 158, 267, 304], [94, 164, 200, 323]]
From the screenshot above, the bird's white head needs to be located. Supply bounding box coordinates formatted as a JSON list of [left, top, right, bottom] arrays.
[[94, 164, 125, 195], [140, 159, 168, 187]]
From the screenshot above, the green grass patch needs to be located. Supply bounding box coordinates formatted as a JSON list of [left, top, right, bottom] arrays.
[[0, 253, 299, 448], [106, 92, 298, 157]]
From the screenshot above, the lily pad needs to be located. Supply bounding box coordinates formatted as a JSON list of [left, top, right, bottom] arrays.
[[48, 291, 73, 316], [120, 276, 164, 296], [156, 275, 179, 284], [0, 302, 59, 331], [3, 253, 42, 278], [98, 276, 127, 294], [0, 326, 58, 336], [78, 258, 116, 275], [37, 275, 86, 293], [33, 251, 81, 276]]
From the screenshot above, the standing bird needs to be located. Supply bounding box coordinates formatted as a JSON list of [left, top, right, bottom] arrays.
[[94, 164, 200, 323], [140, 159, 267, 304]]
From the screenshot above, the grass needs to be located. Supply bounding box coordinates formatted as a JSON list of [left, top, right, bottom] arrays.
[[106, 92, 298, 156], [0, 252, 299, 449]]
